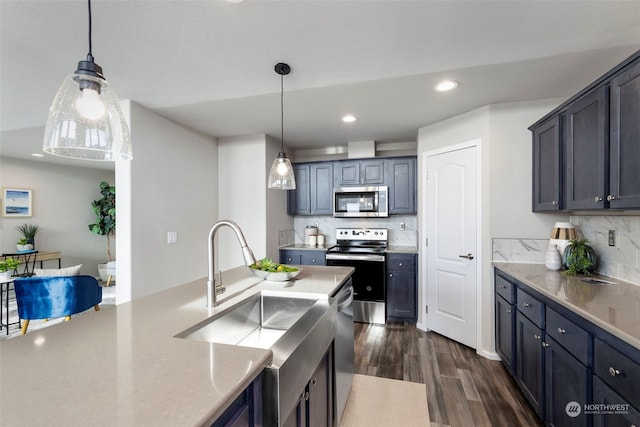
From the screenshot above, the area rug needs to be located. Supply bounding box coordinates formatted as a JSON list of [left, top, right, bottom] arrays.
[[0, 284, 115, 341], [340, 374, 430, 427]]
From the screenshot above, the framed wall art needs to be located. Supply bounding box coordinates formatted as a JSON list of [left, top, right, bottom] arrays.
[[2, 188, 32, 217]]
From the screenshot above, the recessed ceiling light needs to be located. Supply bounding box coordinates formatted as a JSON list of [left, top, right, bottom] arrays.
[[434, 80, 459, 92], [31, 153, 44, 157], [342, 115, 357, 123]]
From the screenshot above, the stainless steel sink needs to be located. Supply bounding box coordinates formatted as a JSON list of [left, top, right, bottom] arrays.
[[175, 291, 337, 426]]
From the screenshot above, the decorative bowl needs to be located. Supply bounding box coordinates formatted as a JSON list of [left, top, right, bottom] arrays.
[[250, 266, 302, 282]]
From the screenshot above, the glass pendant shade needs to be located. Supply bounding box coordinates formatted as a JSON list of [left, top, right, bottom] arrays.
[[43, 72, 132, 161], [268, 152, 296, 190]]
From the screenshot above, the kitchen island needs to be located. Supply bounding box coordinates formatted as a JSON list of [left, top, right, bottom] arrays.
[[0, 265, 354, 427]]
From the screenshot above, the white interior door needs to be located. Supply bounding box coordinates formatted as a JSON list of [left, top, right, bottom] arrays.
[[426, 145, 478, 349]]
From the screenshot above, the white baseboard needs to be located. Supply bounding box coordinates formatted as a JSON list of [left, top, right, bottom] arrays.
[[477, 349, 501, 361]]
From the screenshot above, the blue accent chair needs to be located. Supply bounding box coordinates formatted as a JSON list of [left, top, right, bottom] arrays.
[[14, 275, 102, 334]]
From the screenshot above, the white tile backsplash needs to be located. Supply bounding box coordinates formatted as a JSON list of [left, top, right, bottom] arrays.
[[290, 215, 418, 246], [494, 215, 640, 286]]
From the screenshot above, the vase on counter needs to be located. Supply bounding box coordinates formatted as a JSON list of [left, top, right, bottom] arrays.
[[544, 245, 562, 271]]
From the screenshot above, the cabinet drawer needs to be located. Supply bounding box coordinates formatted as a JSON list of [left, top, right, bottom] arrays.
[[594, 338, 640, 410], [495, 274, 515, 303], [545, 307, 591, 366], [516, 288, 544, 328], [387, 254, 415, 272]]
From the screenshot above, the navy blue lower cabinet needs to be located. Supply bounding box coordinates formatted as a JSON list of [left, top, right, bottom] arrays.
[[212, 374, 262, 427], [516, 311, 544, 418], [279, 249, 326, 266], [544, 335, 590, 427], [386, 253, 417, 323], [592, 376, 640, 427], [495, 294, 515, 375]]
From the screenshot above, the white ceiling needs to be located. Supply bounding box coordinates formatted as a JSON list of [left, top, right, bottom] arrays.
[[1, 0, 640, 170]]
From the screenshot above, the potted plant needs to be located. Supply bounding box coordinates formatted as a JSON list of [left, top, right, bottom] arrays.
[[15, 223, 41, 250], [562, 239, 598, 275], [16, 238, 33, 252], [0, 257, 21, 281], [88, 181, 116, 282]]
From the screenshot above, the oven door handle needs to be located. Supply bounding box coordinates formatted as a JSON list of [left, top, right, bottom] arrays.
[[325, 254, 385, 262]]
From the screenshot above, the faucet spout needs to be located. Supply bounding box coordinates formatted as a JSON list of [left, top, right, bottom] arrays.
[[207, 220, 257, 308]]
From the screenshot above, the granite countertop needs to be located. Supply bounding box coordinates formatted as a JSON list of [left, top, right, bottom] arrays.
[[0, 265, 354, 426], [386, 245, 418, 254], [493, 262, 640, 350]]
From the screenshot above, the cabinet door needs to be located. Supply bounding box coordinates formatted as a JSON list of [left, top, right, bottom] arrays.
[[360, 159, 385, 184], [280, 250, 303, 265], [282, 396, 305, 427], [288, 164, 311, 214], [310, 163, 333, 215], [334, 161, 360, 186], [516, 312, 544, 418], [593, 376, 640, 427], [386, 157, 416, 214], [532, 116, 562, 211], [565, 87, 608, 210], [544, 336, 590, 427], [300, 251, 325, 266], [495, 294, 515, 375], [609, 59, 640, 209], [307, 350, 332, 427], [386, 253, 417, 322]]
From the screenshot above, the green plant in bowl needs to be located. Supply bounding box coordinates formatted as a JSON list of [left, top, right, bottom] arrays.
[[250, 258, 300, 281], [562, 239, 598, 275]]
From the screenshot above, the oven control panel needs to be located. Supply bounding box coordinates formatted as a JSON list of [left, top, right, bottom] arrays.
[[335, 228, 387, 241]]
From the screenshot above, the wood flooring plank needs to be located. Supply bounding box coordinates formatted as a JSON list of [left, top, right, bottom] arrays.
[[441, 376, 476, 427], [457, 368, 481, 401], [354, 324, 542, 427]]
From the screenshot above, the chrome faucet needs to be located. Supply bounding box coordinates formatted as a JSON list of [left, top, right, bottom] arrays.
[[207, 220, 257, 307]]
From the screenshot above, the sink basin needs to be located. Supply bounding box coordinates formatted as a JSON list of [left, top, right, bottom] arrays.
[[175, 291, 337, 426], [580, 278, 614, 286], [175, 292, 319, 349]]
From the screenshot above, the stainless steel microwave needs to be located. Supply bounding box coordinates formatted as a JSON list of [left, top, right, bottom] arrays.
[[333, 186, 388, 217]]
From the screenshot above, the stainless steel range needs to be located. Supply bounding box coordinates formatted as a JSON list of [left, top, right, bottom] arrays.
[[325, 228, 387, 324]]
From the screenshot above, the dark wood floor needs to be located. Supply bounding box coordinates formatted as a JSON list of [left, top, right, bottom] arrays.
[[354, 321, 543, 427]]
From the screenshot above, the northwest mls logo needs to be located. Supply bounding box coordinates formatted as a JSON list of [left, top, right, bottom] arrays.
[[565, 401, 581, 418]]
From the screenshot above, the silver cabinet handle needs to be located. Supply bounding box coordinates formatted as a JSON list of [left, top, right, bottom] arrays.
[[609, 367, 622, 377], [458, 253, 474, 260], [499, 284, 506, 289], [557, 328, 566, 334], [607, 195, 616, 201], [310, 378, 317, 387], [542, 341, 549, 348], [594, 196, 603, 202], [506, 309, 512, 313], [389, 273, 393, 278], [552, 200, 558, 205], [534, 334, 541, 340], [312, 259, 316, 263], [523, 303, 530, 308], [399, 262, 403, 266]]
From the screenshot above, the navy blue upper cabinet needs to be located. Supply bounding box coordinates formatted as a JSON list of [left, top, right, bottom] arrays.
[[531, 116, 562, 211], [287, 162, 333, 216], [530, 49, 640, 211], [565, 86, 609, 210], [289, 156, 417, 216], [386, 157, 416, 214], [609, 59, 640, 209], [334, 159, 385, 186]]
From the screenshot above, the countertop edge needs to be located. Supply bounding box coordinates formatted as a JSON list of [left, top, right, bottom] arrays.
[[493, 262, 640, 351]]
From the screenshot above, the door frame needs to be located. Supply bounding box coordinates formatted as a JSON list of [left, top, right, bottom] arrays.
[[419, 139, 484, 352]]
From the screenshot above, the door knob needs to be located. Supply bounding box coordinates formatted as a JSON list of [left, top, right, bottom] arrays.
[[458, 253, 474, 260]]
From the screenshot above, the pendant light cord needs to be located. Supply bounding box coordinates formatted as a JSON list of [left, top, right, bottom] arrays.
[[280, 73, 284, 152], [87, 0, 93, 60]]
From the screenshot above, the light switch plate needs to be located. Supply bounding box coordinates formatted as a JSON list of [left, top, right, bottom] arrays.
[[167, 231, 178, 244], [608, 230, 616, 247]]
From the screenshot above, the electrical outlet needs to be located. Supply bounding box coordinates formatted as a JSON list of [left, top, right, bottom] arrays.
[[400, 222, 405, 231], [167, 231, 177, 244], [608, 230, 616, 247]]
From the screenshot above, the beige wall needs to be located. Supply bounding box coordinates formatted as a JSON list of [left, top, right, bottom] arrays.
[[0, 157, 115, 274], [417, 98, 570, 358], [117, 101, 218, 303], [217, 134, 292, 270]]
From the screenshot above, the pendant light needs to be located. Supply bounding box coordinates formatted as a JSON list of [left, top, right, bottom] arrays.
[[43, 0, 132, 161], [268, 63, 296, 190]]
